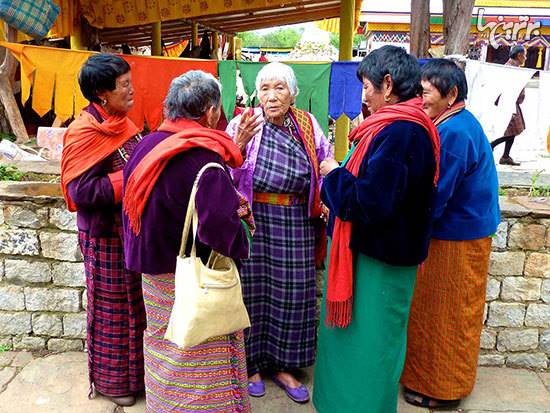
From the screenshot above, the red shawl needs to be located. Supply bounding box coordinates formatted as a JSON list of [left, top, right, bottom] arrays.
[[61, 104, 139, 212], [326, 97, 440, 328], [123, 119, 243, 235]]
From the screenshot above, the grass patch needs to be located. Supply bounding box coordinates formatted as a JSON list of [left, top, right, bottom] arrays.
[[0, 164, 23, 181], [0, 343, 11, 352]]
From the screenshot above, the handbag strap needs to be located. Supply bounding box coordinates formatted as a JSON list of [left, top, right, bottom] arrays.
[[178, 162, 227, 258]]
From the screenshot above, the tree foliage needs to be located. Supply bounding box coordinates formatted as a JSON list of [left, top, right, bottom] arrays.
[[329, 33, 364, 49], [239, 28, 304, 48]]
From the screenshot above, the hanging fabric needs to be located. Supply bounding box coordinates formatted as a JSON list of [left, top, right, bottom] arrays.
[[1, 42, 217, 130], [238, 61, 330, 135], [218, 60, 237, 121], [329, 62, 362, 120], [0, 0, 60, 38]]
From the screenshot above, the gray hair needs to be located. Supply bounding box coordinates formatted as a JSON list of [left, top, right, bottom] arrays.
[[255, 62, 299, 97], [164, 70, 221, 121]]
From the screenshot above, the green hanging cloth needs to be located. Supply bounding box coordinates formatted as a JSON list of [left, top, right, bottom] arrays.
[[218, 60, 237, 121], [238, 61, 330, 135]]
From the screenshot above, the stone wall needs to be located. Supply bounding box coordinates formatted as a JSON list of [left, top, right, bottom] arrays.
[[0, 183, 549, 372], [482, 197, 550, 370], [0, 183, 85, 352]]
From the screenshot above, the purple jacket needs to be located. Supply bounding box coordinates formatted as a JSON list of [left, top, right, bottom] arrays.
[[122, 130, 250, 275], [226, 107, 332, 216]]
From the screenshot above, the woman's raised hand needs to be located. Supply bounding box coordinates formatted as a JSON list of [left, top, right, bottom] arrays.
[[320, 158, 339, 177], [235, 108, 263, 154]]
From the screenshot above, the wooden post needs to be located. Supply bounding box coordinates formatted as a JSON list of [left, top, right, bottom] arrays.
[[212, 31, 220, 60], [334, 0, 355, 161], [234, 37, 242, 61], [192, 22, 199, 49], [0, 25, 29, 143], [443, 0, 476, 55], [410, 0, 431, 58], [152, 21, 162, 56], [228, 34, 235, 60]]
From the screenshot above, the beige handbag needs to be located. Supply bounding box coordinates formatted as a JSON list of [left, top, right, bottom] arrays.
[[164, 162, 251, 349]]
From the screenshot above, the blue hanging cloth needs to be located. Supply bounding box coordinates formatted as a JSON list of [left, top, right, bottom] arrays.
[[329, 62, 363, 120]]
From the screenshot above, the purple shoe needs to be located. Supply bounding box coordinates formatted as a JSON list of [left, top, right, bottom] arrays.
[[248, 380, 266, 397], [271, 375, 310, 403]]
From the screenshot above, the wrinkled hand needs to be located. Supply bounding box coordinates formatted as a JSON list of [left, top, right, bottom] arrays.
[[320, 203, 330, 224], [320, 158, 339, 177], [235, 109, 263, 154]]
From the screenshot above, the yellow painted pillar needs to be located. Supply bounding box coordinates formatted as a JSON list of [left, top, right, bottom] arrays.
[[235, 37, 242, 61], [192, 22, 199, 49], [334, 0, 355, 161], [228, 34, 235, 60], [212, 31, 220, 60], [70, 24, 85, 50], [151, 21, 162, 56]]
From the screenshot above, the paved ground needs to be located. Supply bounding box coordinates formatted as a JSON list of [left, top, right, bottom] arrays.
[[0, 352, 549, 413]]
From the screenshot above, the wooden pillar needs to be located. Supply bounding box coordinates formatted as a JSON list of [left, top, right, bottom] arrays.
[[70, 23, 85, 50], [152, 21, 162, 56], [334, 0, 355, 161], [227, 34, 235, 60], [0, 25, 29, 143], [234, 37, 242, 61], [212, 31, 220, 60], [192, 22, 199, 49]]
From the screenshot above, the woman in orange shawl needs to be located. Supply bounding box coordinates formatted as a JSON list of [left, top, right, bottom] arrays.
[[60, 54, 145, 407], [312, 46, 440, 413]]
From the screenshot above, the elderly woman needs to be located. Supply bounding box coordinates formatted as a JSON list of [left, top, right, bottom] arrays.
[[226, 62, 332, 402], [122, 70, 253, 413], [61, 54, 145, 407], [312, 46, 440, 413], [401, 59, 500, 409]]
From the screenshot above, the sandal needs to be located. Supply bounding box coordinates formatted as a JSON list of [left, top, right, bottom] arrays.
[[403, 388, 460, 410], [271, 375, 310, 403]]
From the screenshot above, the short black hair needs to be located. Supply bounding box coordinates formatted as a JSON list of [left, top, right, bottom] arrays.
[[510, 45, 526, 59], [421, 59, 468, 102], [78, 54, 130, 104], [356, 45, 421, 101]]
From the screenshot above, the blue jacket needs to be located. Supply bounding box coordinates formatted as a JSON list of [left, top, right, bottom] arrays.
[[431, 109, 500, 240], [323, 120, 436, 267]]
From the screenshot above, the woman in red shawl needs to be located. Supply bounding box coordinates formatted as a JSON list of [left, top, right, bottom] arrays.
[[61, 54, 145, 407], [312, 46, 440, 413]]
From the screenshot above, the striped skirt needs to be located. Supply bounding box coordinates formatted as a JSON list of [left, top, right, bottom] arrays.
[[401, 238, 492, 400], [79, 230, 145, 397], [142, 273, 250, 413]]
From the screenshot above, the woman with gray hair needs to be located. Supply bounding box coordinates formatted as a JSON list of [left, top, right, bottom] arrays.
[[226, 62, 333, 403], [122, 70, 254, 413]]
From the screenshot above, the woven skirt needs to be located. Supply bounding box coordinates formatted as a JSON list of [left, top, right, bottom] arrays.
[[141, 272, 250, 413], [401, 238, 492, 400]]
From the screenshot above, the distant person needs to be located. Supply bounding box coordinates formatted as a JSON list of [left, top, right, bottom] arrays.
[[199, 32, 211, 59], [490, 45, 527, 166], [259, 51, 268, 62]]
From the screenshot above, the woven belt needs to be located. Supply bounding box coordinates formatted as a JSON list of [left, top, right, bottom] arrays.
[[253, 192, 307, 206]]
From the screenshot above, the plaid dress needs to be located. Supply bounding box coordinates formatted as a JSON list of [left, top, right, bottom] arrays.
[[79, 136, 146, 397], [241, 121, 317, 376]]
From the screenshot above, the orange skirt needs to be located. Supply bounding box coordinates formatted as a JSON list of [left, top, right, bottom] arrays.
[[401, 237, 492, 400]]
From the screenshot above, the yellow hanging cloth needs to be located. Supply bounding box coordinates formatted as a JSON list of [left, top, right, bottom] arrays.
[[1, 42, 92, 121]]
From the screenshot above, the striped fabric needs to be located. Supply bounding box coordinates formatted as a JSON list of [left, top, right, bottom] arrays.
[[242, 122, 317, 376], [142, 273, 250, 413], [0, 0, 59, 37], [401, 238, 492, 400], [79, 221, 145, 397]]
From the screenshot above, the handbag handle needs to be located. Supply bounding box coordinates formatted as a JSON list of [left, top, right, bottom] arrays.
[[179, 162, 227, 258]]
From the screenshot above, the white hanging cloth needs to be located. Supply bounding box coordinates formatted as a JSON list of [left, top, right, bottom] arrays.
[[465, 60, 536, 141]]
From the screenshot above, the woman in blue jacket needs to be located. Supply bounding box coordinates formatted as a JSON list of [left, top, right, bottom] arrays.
[[401, 59, 500, 409]]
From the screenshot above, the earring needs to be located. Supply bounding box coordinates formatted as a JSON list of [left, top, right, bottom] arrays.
[[101, 99, 107, 106], [447, 102, 452, 108], [384, 96, 391, 103]]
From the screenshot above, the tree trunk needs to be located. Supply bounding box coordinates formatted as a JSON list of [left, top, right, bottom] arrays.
[[410, 0, 431, 58], [0, 25, 29, 144], [443, 0, 476, 55]]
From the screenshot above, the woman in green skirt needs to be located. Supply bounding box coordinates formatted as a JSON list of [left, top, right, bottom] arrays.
[[314, 46, 440, 413]]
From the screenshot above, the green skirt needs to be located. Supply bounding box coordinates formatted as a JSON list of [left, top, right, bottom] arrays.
[[313, 246, 417, 413]]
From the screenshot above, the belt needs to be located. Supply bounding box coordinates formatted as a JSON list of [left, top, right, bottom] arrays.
[[253, 192, 307, 206]]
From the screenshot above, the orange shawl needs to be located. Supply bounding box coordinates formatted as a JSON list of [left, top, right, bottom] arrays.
[[123, 119, 243, 235], [61, 104, 139, 212], [326, 97, 440, 328]]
